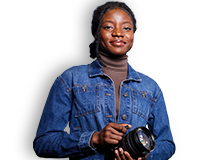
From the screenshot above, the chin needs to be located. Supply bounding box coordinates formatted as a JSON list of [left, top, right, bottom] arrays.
[[109, 48, 128, 55], [112, 46, 132, 55]]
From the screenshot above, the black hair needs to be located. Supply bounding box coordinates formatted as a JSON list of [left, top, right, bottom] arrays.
[[89, 1, 137, 59]]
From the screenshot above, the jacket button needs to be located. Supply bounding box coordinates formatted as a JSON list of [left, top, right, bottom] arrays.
[[82, 86, 86, 92], [123, 93, 128, 97], [142, 92, 146, 98], [122, 114, 127, 120]]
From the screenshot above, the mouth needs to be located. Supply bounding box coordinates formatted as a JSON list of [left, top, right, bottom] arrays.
[[110, 39, 126, 47]]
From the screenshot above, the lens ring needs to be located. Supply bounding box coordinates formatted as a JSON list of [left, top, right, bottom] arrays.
[[135, 127, 155, 152], [138, 129, 150, 148], [118, 126, 155, 159], [124, 133, 135, 157]]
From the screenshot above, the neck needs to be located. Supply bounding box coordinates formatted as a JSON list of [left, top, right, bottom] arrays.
[[99, 51, 128, 72], [98, 42, 128, 70]]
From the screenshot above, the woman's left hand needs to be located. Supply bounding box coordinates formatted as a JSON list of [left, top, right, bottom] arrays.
[[114, 148, 149, 160]]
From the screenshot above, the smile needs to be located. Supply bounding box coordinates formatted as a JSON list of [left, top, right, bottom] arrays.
[[110, 40, 126, 47]]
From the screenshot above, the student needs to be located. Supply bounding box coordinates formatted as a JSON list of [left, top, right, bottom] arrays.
[[33, 2, 175, 160]]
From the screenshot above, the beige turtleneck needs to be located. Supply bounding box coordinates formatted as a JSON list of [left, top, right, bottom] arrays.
[[99, 51, 128, 121]]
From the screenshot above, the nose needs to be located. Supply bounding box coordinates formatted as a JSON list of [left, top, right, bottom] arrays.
[[112, 28, 123, 37]]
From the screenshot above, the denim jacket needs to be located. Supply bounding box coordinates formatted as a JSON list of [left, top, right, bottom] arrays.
[[33, 59, 175, 160]]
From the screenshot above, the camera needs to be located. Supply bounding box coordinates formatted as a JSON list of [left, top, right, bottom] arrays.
[[105, 126, 155, 159]]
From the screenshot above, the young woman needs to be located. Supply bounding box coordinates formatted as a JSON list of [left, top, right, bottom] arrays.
[[33, 2, 175, 160]]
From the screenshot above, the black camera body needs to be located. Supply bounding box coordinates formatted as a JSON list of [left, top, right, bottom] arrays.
[[106, 126, 155, 159]]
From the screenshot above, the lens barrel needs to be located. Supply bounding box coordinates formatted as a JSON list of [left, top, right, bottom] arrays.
[[118, 126, 155, 159]]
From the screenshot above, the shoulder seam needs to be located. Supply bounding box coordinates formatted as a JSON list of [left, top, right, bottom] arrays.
[[154, 89, 162, 102], [57, 75, 72, 93]]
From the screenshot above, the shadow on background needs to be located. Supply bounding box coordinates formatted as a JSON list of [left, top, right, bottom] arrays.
[[12, 0, 182, 160]]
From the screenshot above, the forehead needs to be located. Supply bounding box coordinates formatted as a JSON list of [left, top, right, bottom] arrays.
[[102, 8, 132, 23]]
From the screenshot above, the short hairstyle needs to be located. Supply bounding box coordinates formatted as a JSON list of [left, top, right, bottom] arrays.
[[89, 1, 137, 59]]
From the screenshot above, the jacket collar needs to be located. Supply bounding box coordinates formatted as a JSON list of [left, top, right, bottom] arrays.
[[89, 59, 142, 82]]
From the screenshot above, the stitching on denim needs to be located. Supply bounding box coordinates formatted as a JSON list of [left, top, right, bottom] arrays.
[[149, 89, 162, 117], [57, 76, 72, 101], [103, 81, 109, 124], [89, 63, 92, 77], [134, 70, 142, 81], [122, 84, 153, 99], [74, 85, 101, 118], [132, 108, 148, 122], [89, 62, 103, 77], [74, 89, 99, 93], [123, 84, 153, 95], [73, 84, 113, 88], [124, 91, 130, 123], [133, 108, 148, 122], [73, 84, 104, 87], [132, 90, 152, 101], [132, 90, 150, 121], [97, 85, 100, 114], [58, 76, 67, 88], [73, 84, 101, 93], [57, 76, 72, 92], [79, 132, 84, 152], [154, 89, 161, 102], [128, 63, 142, 81], [75, 107, 100, 118]]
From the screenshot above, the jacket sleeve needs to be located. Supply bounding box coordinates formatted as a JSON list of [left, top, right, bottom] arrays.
[[33, 75, 96, 158], [147, 89, 176, 160]]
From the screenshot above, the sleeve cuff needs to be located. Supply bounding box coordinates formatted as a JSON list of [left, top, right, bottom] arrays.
[[79, 131, 97, 155]]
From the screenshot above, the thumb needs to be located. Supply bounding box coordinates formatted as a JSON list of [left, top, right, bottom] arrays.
[[124, 124, 132, 129], [118, 123, 132, 132], [118, 123, 132, 129]]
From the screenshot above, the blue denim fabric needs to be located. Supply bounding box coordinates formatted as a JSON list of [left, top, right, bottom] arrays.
[[33, 60, 175, 160]]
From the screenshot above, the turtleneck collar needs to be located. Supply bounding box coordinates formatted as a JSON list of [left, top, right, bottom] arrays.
[[98, 42, 128, 72], [99, 51, 128, 72]]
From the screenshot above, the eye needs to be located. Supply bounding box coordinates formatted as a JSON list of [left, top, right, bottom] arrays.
[[123, 27, 132, 31], [103, 26, 113, 30]]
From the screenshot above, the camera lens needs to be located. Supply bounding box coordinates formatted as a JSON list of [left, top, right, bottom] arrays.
[[138, 129, 150, 149], [119, 126, 155, 159]]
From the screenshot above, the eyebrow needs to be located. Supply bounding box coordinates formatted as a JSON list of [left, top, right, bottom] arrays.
[[123, 21, 133, 25], [102, 20, 133, 25], [102, 20, 114, 24]]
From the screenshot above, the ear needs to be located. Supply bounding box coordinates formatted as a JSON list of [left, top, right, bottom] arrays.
[[94, 34, 97, 39]]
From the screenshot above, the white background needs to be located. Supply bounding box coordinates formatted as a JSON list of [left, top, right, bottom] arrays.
[[0, 0, 215, 159]]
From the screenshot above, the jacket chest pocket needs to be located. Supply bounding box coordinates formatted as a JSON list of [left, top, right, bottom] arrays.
[[73, 85, 100, 117], [132, 90, 153, 122]]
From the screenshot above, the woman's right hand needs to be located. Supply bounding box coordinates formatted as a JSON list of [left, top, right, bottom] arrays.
[[91, 122, 132, 147]]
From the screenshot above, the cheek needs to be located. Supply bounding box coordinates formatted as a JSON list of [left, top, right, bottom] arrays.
[[100, 32, 110, 45], [126, 32, 133, 39], [127, 34, 134, 48]]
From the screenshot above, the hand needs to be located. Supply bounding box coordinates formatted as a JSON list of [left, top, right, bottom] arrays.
[[114, 147, 149, 160], [91, 123, 132, 147]]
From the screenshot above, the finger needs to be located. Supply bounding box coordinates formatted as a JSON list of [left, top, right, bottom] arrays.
[[110, 123, 132, 133], [118, 148, 126, 160], [124, 151, 134, 160], [104, 138, 120, 145], [114, 150, 121, 160], [137, 157, 147, 160], [104, 127, 124, 142], [99, 130, 123, 145], [107, 126, 125, 136], [108, 133, 123, 142]]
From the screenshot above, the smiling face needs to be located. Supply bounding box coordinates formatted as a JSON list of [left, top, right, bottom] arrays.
[[99, 8, 134, 56]]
